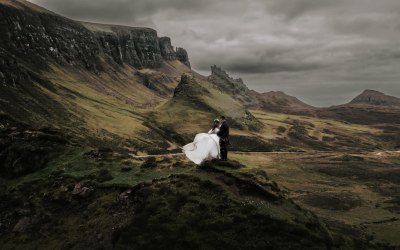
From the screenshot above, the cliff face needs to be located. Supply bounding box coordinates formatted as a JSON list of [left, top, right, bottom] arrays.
[[86, 24, 163, 69], [0, 1, 191, 71], [159, 37, 176, 60], [158, 37, 191, 67], [175, 47, 191, 68], [0, 3, 102, 71]]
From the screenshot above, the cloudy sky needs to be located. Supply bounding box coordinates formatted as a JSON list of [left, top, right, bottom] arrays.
[[29, 0, 400, 106]]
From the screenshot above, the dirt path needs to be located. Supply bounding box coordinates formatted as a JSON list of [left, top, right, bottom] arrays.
[[129, 150, 400, 159], [130, 153, 185, 159]]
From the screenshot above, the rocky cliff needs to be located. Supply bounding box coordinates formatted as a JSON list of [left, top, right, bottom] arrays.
[[208, 65, 315, 115], [0, 0, 193, 147], [0, 0, 190, 72]]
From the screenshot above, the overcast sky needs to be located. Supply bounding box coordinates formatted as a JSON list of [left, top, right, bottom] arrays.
[[29, 0, 400, 106]]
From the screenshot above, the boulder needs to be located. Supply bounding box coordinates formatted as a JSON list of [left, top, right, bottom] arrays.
[[72, 183, 94, 198]]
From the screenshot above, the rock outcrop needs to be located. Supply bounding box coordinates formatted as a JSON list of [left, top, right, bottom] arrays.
[[159, 37, 176, 60], [173, 74, 208, 98], [175, 47, 191, 68], [158, 37, 191, 67], [87, 24, 163, 68], [0, 1, 191, 71], [208, 65, 314, 115], [208, 65, 257, 105], [0, 3, 102, 71], [209, 65, 246, 88]]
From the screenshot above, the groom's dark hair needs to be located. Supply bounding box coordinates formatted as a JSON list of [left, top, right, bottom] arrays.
[[220, 115, 226, 120]]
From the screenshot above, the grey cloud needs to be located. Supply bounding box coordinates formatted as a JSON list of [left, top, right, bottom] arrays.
[[30, 0, 215, 25], [226, 61, 323, 74], [263, 0, 344, 21]]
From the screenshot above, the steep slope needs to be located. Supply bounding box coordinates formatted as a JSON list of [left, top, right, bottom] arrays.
[[155, 74, 263, 137], [0, 0, 192, 152], [207, 65, 315, 115]]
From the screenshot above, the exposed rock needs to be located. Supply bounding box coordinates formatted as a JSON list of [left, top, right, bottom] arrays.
[[90, 25, 163, 68], [156, 37, 191, 67], [72, 183, 94, 198], [208, 65, 259, 106], [0, 2, 191, 71], [210, 65, 245, 87], [173, 74, 208, 98], [159, 37, 176, 60], [208, 65, 315, 115], [175, 47, 191, 68], [0, 4, 102, 71]]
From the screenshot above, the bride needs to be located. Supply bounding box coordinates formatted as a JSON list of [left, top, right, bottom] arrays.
[[182, 119, 221, 165]]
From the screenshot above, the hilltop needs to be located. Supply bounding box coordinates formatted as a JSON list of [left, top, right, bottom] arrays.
[[349, 90, 400, 107]]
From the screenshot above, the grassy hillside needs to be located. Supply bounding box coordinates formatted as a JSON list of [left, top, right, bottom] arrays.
[[230, 151, 400, 247], [0, 142, 368, 250], [155, 74, 263, 135], [1, 1, 400, 249], [250, 110, 386, 151]]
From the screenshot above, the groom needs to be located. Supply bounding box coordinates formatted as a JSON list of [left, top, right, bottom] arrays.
[[217, 116, 229, 161]]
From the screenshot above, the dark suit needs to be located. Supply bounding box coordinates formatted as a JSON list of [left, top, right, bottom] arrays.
[[217, 120, 229, 160]]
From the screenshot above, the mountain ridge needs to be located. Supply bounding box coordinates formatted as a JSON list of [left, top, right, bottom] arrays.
[[207, 65, 316, 115]]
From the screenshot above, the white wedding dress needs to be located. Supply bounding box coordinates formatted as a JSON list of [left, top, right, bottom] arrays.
[[182, 128, 220, 165]]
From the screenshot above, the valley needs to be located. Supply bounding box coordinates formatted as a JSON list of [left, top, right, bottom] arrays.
[[1, 0, 400, 249]]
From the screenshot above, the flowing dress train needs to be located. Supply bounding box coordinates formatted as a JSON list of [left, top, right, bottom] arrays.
[[182, 133, 220, 165]]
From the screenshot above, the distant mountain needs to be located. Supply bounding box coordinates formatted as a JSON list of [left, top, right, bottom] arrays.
[[348, 89, 400, 107], [254, 91, 315, 115], [318, 90, 400, 125]]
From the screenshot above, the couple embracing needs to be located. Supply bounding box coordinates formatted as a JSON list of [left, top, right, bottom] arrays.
[[182, 116, 230, 165]]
